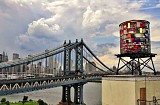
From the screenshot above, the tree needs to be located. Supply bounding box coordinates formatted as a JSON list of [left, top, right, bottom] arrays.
[[37, 99, 48, 105], [6, 101, 10, 105], [1, 98, 6, 103], [38, 99, 44, 105], [23, 96, 28, 102], [44, 102, 47, 105], [22, 96, 28, 105]]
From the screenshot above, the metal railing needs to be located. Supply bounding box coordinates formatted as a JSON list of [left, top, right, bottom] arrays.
[[137, 96, 160, 105]]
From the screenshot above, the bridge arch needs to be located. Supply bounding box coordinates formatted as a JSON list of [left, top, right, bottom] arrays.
[[42, 81, 48, 86], [23, 82, 30, 88], [50, 80, 54, 84], [0, 84, 9, 91], [33, 81, 39, 87], [12, 83, 21, 90]]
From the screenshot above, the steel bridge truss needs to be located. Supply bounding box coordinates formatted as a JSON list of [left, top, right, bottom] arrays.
[[0, 75, 101, 95], [0, 39, 112, 105]]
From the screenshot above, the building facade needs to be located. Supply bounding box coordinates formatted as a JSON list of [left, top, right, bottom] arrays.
[[102, 75, 160, 105]]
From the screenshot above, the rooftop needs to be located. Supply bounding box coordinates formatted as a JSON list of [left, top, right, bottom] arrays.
[[102, 75, 160, 81]]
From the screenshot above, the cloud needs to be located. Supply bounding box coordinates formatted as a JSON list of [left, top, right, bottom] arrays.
[[17, 18, 62, 52], [0, 0, 52, 57], [17, 0, 148, 46], [98, 54, 117, 67], [156, 4, 160, 8], [84, 42, 119, 68], [0, 0, 160, 69], [94, 43, 117, 56]]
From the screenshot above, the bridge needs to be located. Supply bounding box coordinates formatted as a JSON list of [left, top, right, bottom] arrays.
[[0, 39, 113, 105]]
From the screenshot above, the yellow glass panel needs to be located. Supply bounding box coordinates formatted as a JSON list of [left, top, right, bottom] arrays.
[[140, 28, 143, 33], [128, 23, 130, 28]]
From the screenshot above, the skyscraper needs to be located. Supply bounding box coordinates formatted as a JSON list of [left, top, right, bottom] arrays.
[[36, 62, 42, 76], [0, 51, 9, 74], [2, 51, 5, 62], [85, 62, 96, 73], [48, 56, 53, 74], [0, 54, 2, 63], [12, 53, 20, 74], [53, 58, 58, 76], [13, 53, 19, 60], [0, 51, 9, 62]]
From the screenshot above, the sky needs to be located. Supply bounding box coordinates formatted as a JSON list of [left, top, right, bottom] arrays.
[[0, 0, 160, 69]]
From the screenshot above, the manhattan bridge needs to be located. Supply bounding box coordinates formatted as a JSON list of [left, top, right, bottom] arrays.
[[0, 39, 114, 105]]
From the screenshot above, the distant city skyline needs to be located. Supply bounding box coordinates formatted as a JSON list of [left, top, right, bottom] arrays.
[[0, 0, 160, 69]]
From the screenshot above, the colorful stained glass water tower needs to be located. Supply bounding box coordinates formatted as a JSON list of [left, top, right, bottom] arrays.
[[115, 20, 157, 75]]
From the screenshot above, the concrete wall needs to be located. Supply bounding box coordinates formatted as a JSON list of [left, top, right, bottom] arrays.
[[102, 76, 160, 105], [102, 79, 136, 105], [146, 81, 160, 101], [135, 80, 160, 103]]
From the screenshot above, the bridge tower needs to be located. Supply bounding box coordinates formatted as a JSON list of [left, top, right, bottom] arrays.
[[75, 39, 83, 74], [63, 40, 72, 75], [116, 20, 157, 75], [59, 39, 86, 105]]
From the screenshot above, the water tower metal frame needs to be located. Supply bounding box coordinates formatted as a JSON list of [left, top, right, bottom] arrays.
[[115, 53, 157, 75], [116, 20, 157, 75]]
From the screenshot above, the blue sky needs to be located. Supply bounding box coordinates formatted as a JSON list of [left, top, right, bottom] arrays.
[[139, 0, 160, 18], [0, 0, 160, 68]]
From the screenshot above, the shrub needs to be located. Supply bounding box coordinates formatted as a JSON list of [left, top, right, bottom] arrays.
[[1, 98, 6, 103]]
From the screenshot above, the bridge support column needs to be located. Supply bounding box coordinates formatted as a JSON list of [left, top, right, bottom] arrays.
[[73, 83, 86, 105], [59, 85, 73, 105], [61, 86, 67, 102]]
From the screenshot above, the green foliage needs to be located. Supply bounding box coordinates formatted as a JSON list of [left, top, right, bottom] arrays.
[[6, 101, 10, 105], [37, 99, 47, 105], [1, 98, 6, 103], [0, 97, 45, 105], [37, 99, 44, 105], [23, 96, 28, 102], [22, 96, 28, 105]]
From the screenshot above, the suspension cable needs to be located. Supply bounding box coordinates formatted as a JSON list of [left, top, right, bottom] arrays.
[[83, 49, 106, 71], [83, 42, 114, 72], [83, 56, 107, 72]]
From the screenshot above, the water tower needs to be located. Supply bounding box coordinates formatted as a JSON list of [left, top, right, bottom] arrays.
[[115, 20, 157, 75]]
